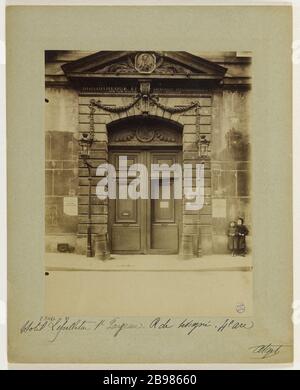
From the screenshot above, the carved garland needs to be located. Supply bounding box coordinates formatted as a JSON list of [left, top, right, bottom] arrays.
[[195, 103, 201, 154], [148, 96, 198, 114], [88, 95, 202, 146], [89, 95, 199, 115], [90, 96, 141, 114], [88, 101, 96, 139]]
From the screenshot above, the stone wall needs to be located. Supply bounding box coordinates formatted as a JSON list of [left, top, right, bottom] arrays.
[[45, 87, 79, 252], [45, 88, 251, 256], [211, 90, 251, 253]]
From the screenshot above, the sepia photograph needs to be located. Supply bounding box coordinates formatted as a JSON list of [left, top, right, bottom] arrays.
[[6, 4, 294, 365], [44, 50, 253, 316]]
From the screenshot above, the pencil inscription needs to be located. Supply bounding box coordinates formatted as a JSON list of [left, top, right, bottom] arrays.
[[249, 343, 285, 359], [19, 316, 254, 342]]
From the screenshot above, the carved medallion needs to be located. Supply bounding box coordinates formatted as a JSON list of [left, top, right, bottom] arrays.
[[135, 53, 156, 74], [136, 128, 155, 142]]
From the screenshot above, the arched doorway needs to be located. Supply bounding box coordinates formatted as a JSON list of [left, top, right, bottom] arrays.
[[107, 116, 183, 254]]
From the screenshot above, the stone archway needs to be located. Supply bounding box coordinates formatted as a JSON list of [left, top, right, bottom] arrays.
[[106, 115, 183, 255], [107, 115, 183, 145], [76, 91, 213, 259]]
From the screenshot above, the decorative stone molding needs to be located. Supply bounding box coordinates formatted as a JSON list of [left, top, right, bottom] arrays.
[[93, 53, 200, 76], [109, 127, 180, 146], [90, 95, 199, 116]]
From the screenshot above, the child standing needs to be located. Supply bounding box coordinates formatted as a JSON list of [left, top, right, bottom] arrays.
[[227, 221, 237, 256], [236, 217, 249, 256]]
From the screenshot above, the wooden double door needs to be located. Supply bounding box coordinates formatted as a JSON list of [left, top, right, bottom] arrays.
[[109, 149, 182, 254]]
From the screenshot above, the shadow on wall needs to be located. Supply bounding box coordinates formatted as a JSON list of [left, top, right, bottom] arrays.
[[45, 131, 79, 252], [211, 128, 251, 254]]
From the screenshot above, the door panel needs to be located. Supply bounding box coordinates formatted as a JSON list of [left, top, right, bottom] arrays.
[[111, 226, 141, 251], [115, 198, 137, 223], [109, 151, 144, 253], [152, 195, 175, 223], [149, 152, 181, 253], [151, 225, 179, 251]]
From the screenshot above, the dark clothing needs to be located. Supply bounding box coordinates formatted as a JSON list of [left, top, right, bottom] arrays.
[[235, 224, 249, 255]]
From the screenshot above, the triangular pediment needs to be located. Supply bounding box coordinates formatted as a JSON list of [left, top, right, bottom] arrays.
[[61, 51, 227, 79]]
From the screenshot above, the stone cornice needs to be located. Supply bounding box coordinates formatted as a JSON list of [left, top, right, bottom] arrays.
[[45, 75, 251, 91]]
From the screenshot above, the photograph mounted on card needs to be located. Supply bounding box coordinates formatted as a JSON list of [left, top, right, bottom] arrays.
[[7, 5, 293, 364]]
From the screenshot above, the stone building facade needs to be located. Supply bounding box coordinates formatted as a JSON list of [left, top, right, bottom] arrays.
[[45, 51, 251, 258]]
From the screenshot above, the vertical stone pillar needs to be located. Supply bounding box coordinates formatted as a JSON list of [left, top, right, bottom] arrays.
[[181, 95, 213, 258], [76, 94, 110, 258]]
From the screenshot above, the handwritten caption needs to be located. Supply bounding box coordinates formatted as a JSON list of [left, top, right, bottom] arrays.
[[19, 316, 254, 342]]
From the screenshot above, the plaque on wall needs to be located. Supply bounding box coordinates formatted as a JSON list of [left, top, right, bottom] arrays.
[[63, 196, 78, 216]]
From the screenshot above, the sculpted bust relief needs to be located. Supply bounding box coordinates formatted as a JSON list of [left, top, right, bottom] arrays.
[[135, 53, 156, 73]]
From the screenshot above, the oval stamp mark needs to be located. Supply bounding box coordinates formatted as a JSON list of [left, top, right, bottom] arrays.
[[236, 303, 245, 313]]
